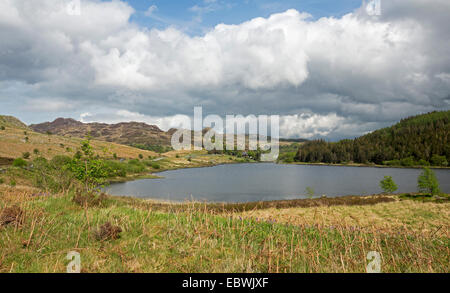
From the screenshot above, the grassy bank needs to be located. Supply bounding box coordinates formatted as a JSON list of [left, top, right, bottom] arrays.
[[0, 185, 448, 273]]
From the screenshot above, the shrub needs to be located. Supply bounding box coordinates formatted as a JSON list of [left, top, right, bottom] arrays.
[[430, 154, 448, 166], [9, 179, 16, 187], [72, 191, 109, 208], [50, 155, 72, 168], [417, 159, 430, 166], [278, 152, 296, 163], [417, 167, 441, 196], [384, 159, 401, 166], [22, 152, 30, 159], [0, 126, 5, 130], [0, 178, 4, 184], [33, 149, 39, 155], [138, 154, 144, 159], [400, 157, 415, 166], [102, 160, 127, 177], [151, 163, 160, 169], [12, 158, 27, 168], [32, 156, 75, 193], [125, 159, 146, 173], [379, 176, 398, 193]]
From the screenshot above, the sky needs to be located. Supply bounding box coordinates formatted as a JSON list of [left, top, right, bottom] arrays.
[[0, 0, 449, 140]]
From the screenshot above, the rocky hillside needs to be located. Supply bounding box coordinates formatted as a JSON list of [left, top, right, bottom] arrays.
[[0, 116, 157, 162], [30, 118, 173, 146]]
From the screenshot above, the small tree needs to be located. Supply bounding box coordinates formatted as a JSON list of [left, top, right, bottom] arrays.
[[379, 176, 398, 193], [305, 186, 315, 199], [417, 167, 441, 196], [68, 139, 107, 192]]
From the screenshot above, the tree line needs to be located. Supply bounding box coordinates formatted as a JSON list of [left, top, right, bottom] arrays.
[[294, 111, 450, 167]]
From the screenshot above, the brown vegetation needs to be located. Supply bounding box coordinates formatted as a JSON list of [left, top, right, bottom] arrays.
[[94, 222, 122, 241], [0, 205, 24, 227]]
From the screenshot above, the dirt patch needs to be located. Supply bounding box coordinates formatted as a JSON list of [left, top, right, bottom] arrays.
[[94, 222, 122, 241], [0, 205, 24, 227]]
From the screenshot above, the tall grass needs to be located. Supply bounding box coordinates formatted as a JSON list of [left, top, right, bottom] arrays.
[[0, 188, 448, 273]]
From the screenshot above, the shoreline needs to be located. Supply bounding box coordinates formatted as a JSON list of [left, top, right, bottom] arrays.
[[277, 161, 450, 169], [105, 158, 450, 185], [107, 192, 449, 210]]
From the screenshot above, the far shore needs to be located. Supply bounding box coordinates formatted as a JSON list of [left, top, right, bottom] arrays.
[[278, 161, 450, 169]]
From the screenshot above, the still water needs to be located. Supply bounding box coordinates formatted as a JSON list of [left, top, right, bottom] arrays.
[[105, 163, 450, 203]]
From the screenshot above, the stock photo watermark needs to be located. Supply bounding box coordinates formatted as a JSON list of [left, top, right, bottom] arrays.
[[366, 251, 381, 273], [170, 107, 280, 161], [66, 251, 81, 273]]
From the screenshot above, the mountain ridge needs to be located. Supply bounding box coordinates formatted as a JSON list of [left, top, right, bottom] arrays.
[[30, 117, 173, 147]]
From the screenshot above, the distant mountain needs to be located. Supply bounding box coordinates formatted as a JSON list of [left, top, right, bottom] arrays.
[[0, 116, 157, 162], [279, 138, 308, 143], [30, 118, 173, 147], [294, 111, 450, 166]]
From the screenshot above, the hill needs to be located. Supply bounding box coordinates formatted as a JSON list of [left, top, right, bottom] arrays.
[[0, 115, 30, 130], [0, 115, 157, 163], [294, 111, 450, 167], [30, 118, 173, 148]]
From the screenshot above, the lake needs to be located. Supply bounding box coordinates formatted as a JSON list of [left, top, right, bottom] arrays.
[[104, 163, 450, 203]]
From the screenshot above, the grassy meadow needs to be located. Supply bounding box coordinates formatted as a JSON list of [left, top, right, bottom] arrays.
[[0, 185, 448, 273]]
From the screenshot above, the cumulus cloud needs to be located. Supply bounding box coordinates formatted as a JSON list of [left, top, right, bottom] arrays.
[[0, 0, 449, 140], [80, 110, 192, 131]]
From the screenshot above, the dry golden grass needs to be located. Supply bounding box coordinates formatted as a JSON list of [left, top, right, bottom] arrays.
[[238, 198, 450, 237], [0, 184, 448, 273], [0, 185, 42, 205], [0, 126, 157, 160]]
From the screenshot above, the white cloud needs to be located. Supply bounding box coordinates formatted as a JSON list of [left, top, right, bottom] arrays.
[[0, 0, 449, 139], [144, 5, 157, 16], [280, 113, 344, 138], [80, 110, 191, 131]]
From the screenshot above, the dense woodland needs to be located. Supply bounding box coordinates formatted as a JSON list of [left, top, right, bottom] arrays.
[[293, 111, 450, 167]]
